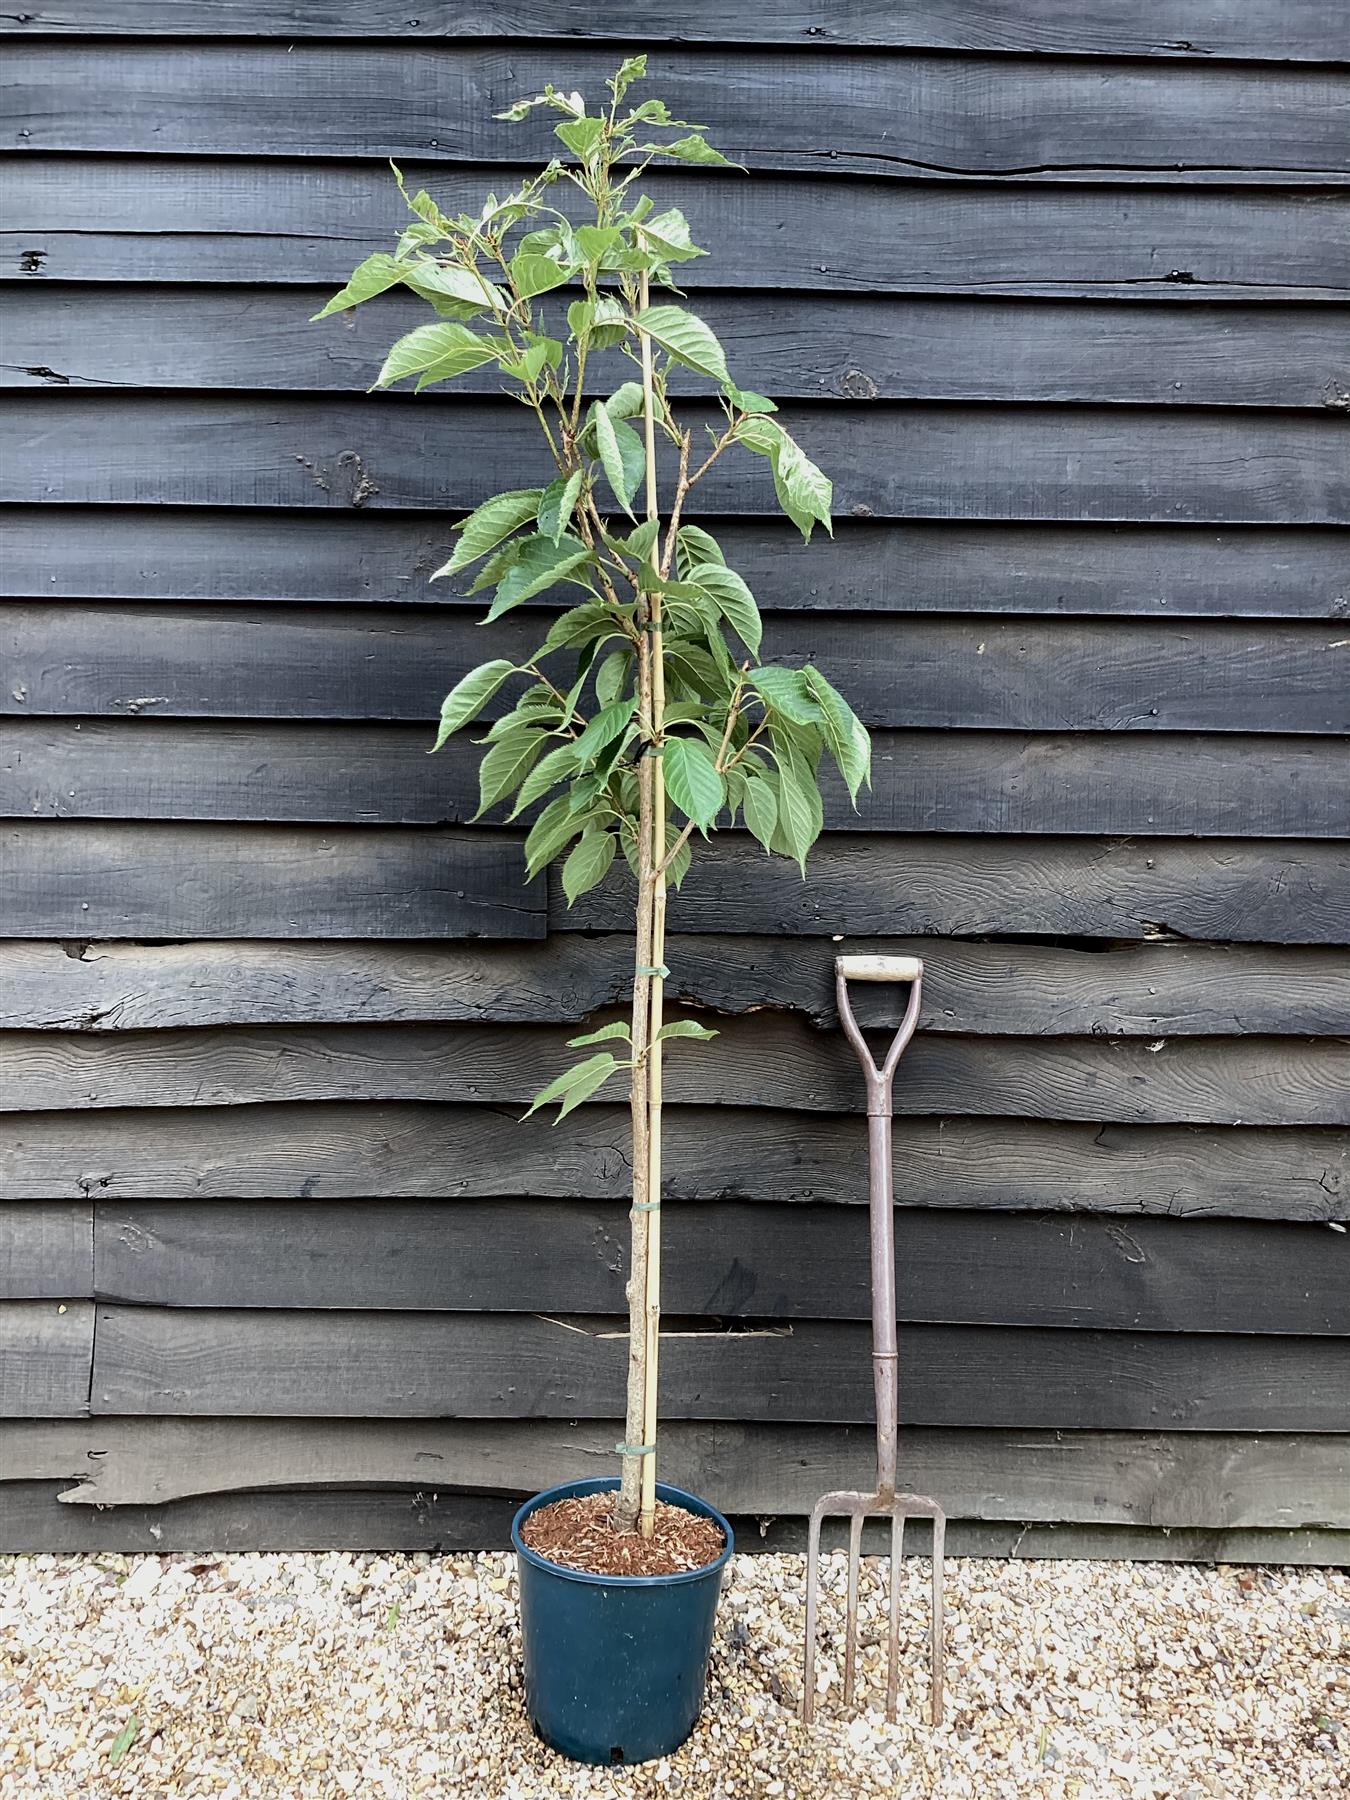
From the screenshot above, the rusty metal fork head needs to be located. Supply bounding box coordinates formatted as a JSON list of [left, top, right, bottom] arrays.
[[801, 1489, 945, 1726]]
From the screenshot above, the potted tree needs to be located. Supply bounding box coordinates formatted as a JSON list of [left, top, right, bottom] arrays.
[[313, 57, 871, 1767]]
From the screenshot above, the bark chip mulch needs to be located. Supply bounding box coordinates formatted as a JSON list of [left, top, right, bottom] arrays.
[[520, 1490, 725, 1576]]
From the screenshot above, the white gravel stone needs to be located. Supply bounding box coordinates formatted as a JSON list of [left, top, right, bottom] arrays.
[[0, 1549, 1344, 1798]]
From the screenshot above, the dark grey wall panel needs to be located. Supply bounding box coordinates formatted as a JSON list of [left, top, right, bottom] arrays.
[[6, 823, 1344, 942], [93, 1200, 1349, 1335], [88, 1303, 1350, 1430], [10, 160, 1347, 297], [1, 822, 543, 939], [5, 936, 1345, 1039], [7, 289, 1348, 409], [3, 4, 1344, 63], [5, 508, 1344, 620], [16, 1416, 1347, 1528], [8, 395, 1346, 525], [0, 1300, 92, 1416], [7, 720, 1346, 835], [14, 45, 1349, 183], [5, 1020, 1347, 1126], [7, 606, 1345, 734], [6, 1102, 1343, 1220], [0, 1201, 91, 1300]]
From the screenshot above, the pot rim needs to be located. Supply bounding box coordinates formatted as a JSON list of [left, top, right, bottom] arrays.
[[511, 1475, 735, 1589]]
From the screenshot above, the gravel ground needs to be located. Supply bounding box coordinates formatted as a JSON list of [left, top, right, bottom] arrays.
[[2, 1549, 1345, 1799]]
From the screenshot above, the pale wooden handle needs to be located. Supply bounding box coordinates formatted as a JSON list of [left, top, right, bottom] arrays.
[[836, 954, 923, 983]]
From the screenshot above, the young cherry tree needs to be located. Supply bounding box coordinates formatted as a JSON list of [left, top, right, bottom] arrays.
[[314, 57, 870, 1540]]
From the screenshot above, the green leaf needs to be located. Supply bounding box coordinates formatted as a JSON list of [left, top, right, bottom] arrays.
[[637, 207, 705, 265], [569, 294, 627, 348], [803, 666, 871, 804], [486, 533, 593, 619], [510, 252, 572, 299], [311, 253, 410, 320], [575, 224, 622, 264], [568, 1019, 632, 1047], [689, 562, 762, 656], [634, 305, 729, 382], [539, 601, 621, 654], [414, 342, 504, 390], [663, 737, 724, 830], [723, 382, 777, 415], [593, 648, 631, 709], [656, 1018, 720, 1043], [573, 697, 636, 763], [774, 435, 834, 542], [432, 489, 542, 580], [615, 519, 659, 562], [555, 115, 605, 160], [107, 1716, 140, 1769], [373, 322, 494, 389], [773, 745, 824, 875], [562, 829, 618, 905], [604, 381, 646, 422], [509, 739, 584, 818], [522, 1050, 622, 1121], [733, 414, 786, 459], [651, 133, 737, 168], [537, 470, 584, 545], [676, 525, 725, 580], [432, 658, 516, 751], [609, 52, 647, 103], [404, 261, 506, 312], [748, 665, 824, 725], [475, 731, 546, 817], [591, 401, 641, 517], [523, 793, 587, 879], [665, 835, 692, 889], [741, 771, 779, 852]]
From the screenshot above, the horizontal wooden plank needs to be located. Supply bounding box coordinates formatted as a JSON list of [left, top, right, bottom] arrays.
[[7, 1020, 1343, 1126], [9, 161, 1347, 297], [14, 45, 1349, 184], [9, 288, 1350, 410], [12, 1417, 1344, 1530], [8, 719, 1346, 836], [4, 3, 1344, 64], [0, 822, 542, 939], [7, 605, 1345, 734], [5, 1101, 1343, 1221], [5, 507, 1344, 620], [5, 824, 1345, 943], [3, 1477, 1342, 1561], [0, 1201, 89, 1300], [9, 394, 1347, 525], [5, 936, 1345, 1039], [0, 1300, 92, 1417], [87, 1304, 1350, 1428], [560, 833, 1350, 944], [91, 1200, 1349, 1335]]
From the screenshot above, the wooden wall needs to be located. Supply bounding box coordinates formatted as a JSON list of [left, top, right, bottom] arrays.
[[2, 4, 1347, 1558]]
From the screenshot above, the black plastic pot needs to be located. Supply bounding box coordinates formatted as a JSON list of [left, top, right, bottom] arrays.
[[511, 1475, 735, 1767]]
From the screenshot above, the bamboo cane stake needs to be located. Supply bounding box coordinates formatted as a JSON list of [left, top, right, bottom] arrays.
[[638, 269, 665, 1540]]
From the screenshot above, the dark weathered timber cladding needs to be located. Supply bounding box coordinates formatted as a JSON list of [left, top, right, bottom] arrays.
[[13, 44, 1350, 182], [7, 289, 1348, 409], [10, 160, 1350, 296], [85, 1202, 1350, 1336], [3, 2, 1346, 61], [7, 605, 1346, 732], [2, 12, 1347, 1555]]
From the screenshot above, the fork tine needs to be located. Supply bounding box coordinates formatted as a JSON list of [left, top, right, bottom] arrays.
[[841, 1510, 864, 1706], [801, 1502, 824, 1724], [930, 1509, 946, 1726], [886, 1509, 906, 1721]]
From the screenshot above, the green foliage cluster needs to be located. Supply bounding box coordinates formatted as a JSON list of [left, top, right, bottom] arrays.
[[316, 56, 870, 1119]]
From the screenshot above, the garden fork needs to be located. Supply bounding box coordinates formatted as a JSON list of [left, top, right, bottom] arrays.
[[801, 954, 946, 1728]]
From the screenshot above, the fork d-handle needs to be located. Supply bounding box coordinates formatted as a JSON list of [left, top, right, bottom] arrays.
[[835, 956, 923, 1501]]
